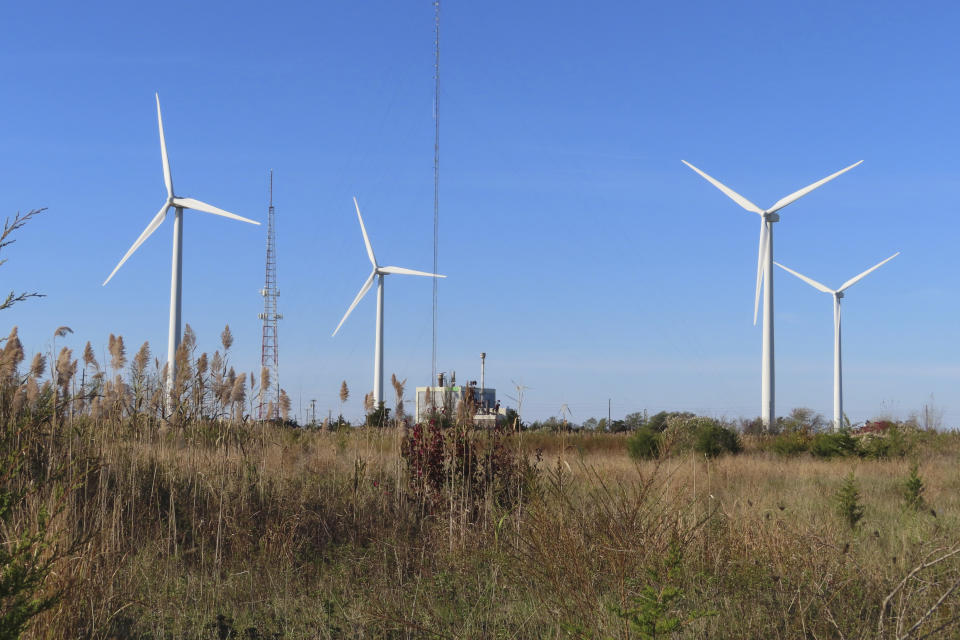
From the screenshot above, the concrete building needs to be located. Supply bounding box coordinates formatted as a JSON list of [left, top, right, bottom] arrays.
[[414, 372, 502, 427]]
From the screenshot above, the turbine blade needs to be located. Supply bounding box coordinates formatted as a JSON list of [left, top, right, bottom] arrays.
[[353, 197, 377, 267], [332, 271, 376, 337], [156, 93, 173, 198], [838, 251, 899, 292], [753, 218, 767, 325], [172, 197, 260, 225], [682, 160, 764, 214], [773, 261, 834, 293], [767, 160, 862, 213], [379, 266, 446, 278], [102, 203, 169, 285]]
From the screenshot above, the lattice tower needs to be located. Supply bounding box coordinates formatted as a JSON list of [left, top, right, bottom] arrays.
[[258, 170, 282, 419]]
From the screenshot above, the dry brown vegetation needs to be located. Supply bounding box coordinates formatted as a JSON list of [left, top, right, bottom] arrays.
[[3, 330, 960, 638]]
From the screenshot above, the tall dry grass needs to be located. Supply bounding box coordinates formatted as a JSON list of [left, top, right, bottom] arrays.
[[2, 328, 960, 638]]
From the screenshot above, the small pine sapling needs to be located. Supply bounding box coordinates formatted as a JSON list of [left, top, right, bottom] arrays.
[[835, 470, 865, 530], [903, 463, 925, 511]]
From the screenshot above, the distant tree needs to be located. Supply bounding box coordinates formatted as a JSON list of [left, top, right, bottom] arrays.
[[740, 416, 765, 436], [647, 411, 695, 433], [781, 407, 827, 434], [366, 402, 390, 428], [608, 419, 629, 433], [503, 408, 524, 431], [623, 410, 648, 431], [582, 417, 599, 431]]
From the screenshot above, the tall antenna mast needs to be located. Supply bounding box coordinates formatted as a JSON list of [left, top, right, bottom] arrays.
[[431, 0, 441, 386], [258, 170, 282, 419]]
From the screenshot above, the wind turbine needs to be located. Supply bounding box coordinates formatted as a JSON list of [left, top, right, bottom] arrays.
[[104, 93, 259, 396], [332, 197, 445, 406], [683, 159, 861, 428], [775, 252, 899, 430], [559, 403, 573, 430]]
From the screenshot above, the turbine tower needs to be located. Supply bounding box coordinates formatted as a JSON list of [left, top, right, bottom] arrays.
[[683, 159, 861, 428], [775, 252, 899, 430], [258, 171, 282, 420], [104, 93, 259, 399], [332, 197, 445, 406]]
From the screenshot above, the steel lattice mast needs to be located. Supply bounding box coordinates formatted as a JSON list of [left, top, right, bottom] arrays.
[[258, 170, 282, 420]]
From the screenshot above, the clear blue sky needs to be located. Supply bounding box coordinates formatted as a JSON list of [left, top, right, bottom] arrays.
[[2, 1, 958, 425]]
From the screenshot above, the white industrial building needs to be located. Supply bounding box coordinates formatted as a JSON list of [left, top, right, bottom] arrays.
[[415, 371, 502, 427]]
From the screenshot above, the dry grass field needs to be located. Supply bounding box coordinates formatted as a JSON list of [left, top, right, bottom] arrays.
[[3, 416, 960, 639], [2, 324, 959, 638]]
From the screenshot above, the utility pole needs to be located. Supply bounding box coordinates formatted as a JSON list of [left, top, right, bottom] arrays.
[[480, 352, 486, 408], [608, 398, 611, 433]]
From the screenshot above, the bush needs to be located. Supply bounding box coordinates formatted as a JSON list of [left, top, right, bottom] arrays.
[[779, 407, 828, 434], [626, 427, 661, 460], [658, 417, 697, 455], [400, 420, 537, 512], [809, 430, 858, 458], [693, 421, 742, 458], [740, 416, 765, 436], [903, 463, 926, 510], [628, 417, 741, 459], [647, 411, 694, 433], [770, 431, 810, 456], [770, 431, 809, 456], [835, 470, 865, 530], [365, 402, 390, 428], [857, 425, 912, 459]]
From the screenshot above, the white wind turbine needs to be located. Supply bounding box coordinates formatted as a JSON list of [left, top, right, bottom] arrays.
[[103, 93, 259, 395], [683, 159, 862, 427], [775, 252, 899, 430], [332, 197, 445, 406]]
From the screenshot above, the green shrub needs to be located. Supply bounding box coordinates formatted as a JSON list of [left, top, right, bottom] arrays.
[[365, 402, 390, 428], [835, 470, 865, 530], [693, 421, 741, 458], [626, 427, 661, 460], [770, 431, 810, 456], [646, 411, 694, 433], [856, 423, 914, 459], [903, 463, 926, 510], [659, 417, 697, 455], [608, 542, 717, 638], [810, 430, 858, 458]]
